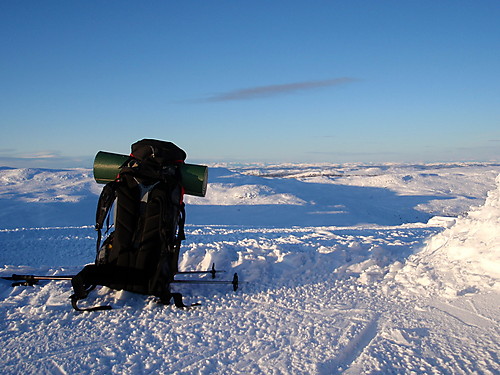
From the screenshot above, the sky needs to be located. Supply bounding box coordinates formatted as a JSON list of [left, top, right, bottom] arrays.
[[1, 1, 499, 168]]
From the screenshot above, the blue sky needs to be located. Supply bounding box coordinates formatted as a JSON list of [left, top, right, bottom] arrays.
[[1, 1, 499, 167]]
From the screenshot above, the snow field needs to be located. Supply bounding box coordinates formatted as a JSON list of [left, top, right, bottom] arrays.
[[1, 163, 500, 374]]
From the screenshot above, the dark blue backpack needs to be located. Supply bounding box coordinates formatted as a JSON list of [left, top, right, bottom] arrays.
[[71, 139, 188, 311]]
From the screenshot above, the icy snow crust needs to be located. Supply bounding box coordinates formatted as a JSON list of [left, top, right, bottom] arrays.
[[0, 163, 499, 374]]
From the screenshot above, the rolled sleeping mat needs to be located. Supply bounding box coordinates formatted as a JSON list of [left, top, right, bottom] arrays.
[[93, 151, 208, 197]]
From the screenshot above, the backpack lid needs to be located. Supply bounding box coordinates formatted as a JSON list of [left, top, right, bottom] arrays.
[[131, 139, 187, 164]]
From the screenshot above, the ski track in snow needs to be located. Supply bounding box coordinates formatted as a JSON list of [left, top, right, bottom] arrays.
[[1, 163, 500, 374]]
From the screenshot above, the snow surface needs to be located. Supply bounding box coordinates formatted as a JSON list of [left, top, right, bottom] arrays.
[[0, 163, 499, 374]]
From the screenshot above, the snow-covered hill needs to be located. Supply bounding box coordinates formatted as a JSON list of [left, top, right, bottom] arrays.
[[1, 163, 498, 228], [0, 163, 499, 374]]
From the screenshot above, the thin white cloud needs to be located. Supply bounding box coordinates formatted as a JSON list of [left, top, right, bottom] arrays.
[[17, 152, 60, 159], [202, 77, 358, 102], [0, 152, 92, 168]]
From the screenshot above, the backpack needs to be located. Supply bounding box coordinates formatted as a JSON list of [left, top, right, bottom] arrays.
[[71, 139, 190, 311]]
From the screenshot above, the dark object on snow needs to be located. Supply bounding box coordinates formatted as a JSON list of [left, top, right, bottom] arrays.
[[2, 265, 237, 312], [69, 139, 236, 311], [2, 274, 73, 286], [1, 139, 238, 311], [72, 139, 188, 311]]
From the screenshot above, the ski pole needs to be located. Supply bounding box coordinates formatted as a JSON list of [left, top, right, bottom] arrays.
[[173, 273, 239, 291], [1, 274, 74, 286]]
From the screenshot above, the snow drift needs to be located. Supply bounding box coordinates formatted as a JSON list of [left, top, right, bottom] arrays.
[[395, 174, 500, 298]]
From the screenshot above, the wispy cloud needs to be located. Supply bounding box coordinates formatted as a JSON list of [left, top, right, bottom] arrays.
[[17, 151, 60, 159], [0, 151, 92, 169], [201, 77, 358, 102]]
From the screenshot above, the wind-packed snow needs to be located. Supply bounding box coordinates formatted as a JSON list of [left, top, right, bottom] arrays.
[[0, 163, 499, 374]]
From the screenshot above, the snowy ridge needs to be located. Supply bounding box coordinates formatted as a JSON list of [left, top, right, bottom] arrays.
[[1, 163, 499, 228], [1, 163, 500, 374]]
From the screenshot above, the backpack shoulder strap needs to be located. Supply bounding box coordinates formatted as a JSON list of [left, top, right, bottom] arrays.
[[95, 180, 118, 253]]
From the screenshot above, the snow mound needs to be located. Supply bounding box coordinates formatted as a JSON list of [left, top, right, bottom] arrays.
[[0, 167, 100, 202], [186, 182, 306, 206], [395, 174, 500, 298]]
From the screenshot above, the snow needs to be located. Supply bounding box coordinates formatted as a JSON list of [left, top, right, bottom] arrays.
[[0, 162, 499, 374], [393, 173, 500, 298]]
